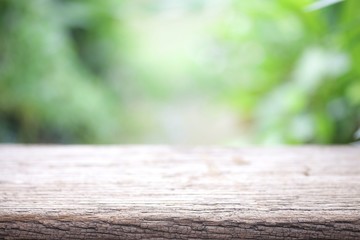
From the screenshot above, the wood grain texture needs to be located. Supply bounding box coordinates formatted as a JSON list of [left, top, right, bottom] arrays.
[[0, 145, 360, 239]]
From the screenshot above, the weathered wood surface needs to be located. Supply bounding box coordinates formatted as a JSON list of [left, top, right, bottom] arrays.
[[0, 145, 360, 239]]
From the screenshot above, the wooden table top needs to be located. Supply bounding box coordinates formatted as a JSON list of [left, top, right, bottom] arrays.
[[1, 145, 360, 239]]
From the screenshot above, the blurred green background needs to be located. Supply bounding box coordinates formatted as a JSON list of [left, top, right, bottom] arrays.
[[0, 0, 359, 145]]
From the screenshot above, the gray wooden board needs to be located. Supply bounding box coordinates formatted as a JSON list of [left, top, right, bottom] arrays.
[[0, 145, 360, 239]]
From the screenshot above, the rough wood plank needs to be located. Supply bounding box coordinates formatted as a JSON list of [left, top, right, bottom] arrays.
[[0, 145, 360, 239]]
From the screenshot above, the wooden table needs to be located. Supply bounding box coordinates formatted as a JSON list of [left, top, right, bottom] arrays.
[[1, 145, 360, 239]]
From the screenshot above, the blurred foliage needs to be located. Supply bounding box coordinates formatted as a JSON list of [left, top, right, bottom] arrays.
[[0, 0, 359, 144], [0, 0, 130, 143], [212, 0, 360, 144]]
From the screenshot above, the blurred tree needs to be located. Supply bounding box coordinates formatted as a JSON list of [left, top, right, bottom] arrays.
[[0, 0, 128, 143], [213, 0, 360, 144]]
